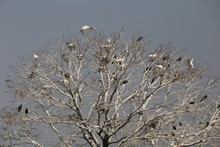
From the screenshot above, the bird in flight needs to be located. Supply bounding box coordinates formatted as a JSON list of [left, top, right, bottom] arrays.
[[17, 104, 22, 112], [80, 25, 96, 34]]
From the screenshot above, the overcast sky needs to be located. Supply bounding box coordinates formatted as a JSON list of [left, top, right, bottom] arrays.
[[0, 0, 219, 108]]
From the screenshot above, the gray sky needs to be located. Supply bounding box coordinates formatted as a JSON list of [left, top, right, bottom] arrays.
[[0, 0, 219, 108]]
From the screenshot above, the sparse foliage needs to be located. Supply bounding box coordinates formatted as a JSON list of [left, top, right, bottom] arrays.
[[1, 29, 220, 147]]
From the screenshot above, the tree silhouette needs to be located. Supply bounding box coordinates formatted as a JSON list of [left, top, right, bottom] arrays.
[[1, 29, 220, 147]]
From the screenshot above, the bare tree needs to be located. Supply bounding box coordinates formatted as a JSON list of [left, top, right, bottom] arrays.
[[1, 29, 220, 147]]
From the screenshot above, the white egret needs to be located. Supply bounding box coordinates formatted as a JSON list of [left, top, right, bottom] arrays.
[[186, 58, 195, 68], [149, 53, 157, 58], [66, 42, 75, 50], [62, 79, 69, 86], [107, 38, 112, 43], [34, 54, 39, 60], [156, 64, 164, 70], [80, 25, 96, 34], [200, 95, 208, 102], [149, 53, 157, 61], [102, 44, 111, 49]]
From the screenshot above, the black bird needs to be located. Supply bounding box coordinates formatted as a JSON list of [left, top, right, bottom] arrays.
[[121, 80, 128, 84], [172, 125, 177, 130], [137, 36, 143, 42], [17, 104, 22, 112], [25, 108, 28, 114], [145, 67, 151, 71], [64, 73, 70, 79], [151, 77, 156, 84], [206, 121, 209, 127], [189, 101, 195, 104], [176, 56, 182, 62], [179, 122, 182, 126], [200, 95, 208, 102]]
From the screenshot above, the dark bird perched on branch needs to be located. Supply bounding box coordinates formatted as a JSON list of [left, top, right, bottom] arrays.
[[200, 95, 208, 102], [25, 108, 28, 114], [151, 77, 157, 84], [64, 73, 70, 79], [189, 101, 195, 104], [121, 80, 128, 85], [145, 67, 151, 71], [17, 104, 22, 112], [176, 56, 181, 62], [137, 36, 143, 42]]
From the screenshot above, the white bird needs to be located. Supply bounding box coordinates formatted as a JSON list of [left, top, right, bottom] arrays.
[[34, 54, 39, 60], [62, 79, 69, 86], [102, 44, 111, 49], [149, 53, 157, 60], [66, 42, 75, 50], [186, 58, 195, 68], [156, 64, 164, 70], [80, 25, 96, 34], [107, 38, 112, 43]]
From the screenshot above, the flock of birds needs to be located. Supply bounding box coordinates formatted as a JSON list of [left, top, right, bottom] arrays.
[[18, 25, 196, 115], [148, 52, 195, 70], [34, 24, 195, 70]]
